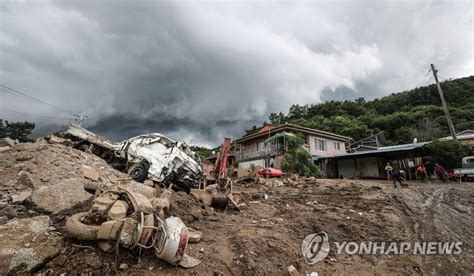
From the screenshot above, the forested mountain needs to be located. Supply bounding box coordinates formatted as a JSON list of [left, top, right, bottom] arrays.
[[268, 76, 474, 145]]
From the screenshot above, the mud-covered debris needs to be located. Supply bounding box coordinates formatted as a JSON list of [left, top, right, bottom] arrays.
[[47, 136, 65, 144], [191, 189, 213, 206], [0, 216, 63, 273], [83, 165, 100, 182], [265, 178, 284, 187], [97, 241, 114, 253], [287, 265, 300, 275], [65, 180, 201, 268]]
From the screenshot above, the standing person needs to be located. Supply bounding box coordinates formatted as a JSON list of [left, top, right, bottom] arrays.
[[416, 164, 428, 182], [434, 163, 446, 182], [392, 169, 405, 188], [385, 163, 393, 180]]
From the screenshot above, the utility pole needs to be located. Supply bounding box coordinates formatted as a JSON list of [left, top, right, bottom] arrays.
[[431, 64, 457, 142]]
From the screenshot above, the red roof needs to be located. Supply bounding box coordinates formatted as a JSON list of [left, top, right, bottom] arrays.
[[257, 124, 281, 134]]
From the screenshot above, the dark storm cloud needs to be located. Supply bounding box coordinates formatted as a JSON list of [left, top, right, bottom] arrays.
[[0, 0, 472, 146]]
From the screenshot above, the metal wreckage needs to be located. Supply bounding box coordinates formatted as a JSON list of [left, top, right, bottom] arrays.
[[62, 124, 239, 268], [65, 180, 202, 268], [65, 123, 202, 193]]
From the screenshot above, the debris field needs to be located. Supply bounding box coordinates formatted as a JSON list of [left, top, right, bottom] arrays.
[[0, 138, 473, 275]]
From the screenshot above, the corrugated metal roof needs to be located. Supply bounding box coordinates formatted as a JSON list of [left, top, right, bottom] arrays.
[[332, 142, 429, 158], [440, 134, 474, 141]]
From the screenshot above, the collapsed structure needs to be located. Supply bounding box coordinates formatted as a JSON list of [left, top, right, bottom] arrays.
[[65, 123, 202, 193]]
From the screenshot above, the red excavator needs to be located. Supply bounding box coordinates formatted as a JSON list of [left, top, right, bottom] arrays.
[[191, 137, 240, 209]]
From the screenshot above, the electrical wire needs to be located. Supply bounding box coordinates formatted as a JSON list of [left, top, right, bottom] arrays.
[[414, 70, 432, 88], [0, 84, 74, 115], [438, 75, 474, 96], [424, 75, 434, 87], [0, 108, 73, 122]]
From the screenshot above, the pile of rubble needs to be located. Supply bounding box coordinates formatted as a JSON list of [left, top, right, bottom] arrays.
[[258, 174, 318, 187], [0, 137, 204, 273]]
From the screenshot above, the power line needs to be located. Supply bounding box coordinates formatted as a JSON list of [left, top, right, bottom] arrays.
[[0, 84, 74, 115], [0, 108, 72, 122], [438, 75, 474, 96], [414, 70, 432, 88], [424, 75, 434, 87], [444, 82, 474, 96]]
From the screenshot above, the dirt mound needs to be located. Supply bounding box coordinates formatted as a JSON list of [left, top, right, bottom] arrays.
[[0, 139, 131, 218]]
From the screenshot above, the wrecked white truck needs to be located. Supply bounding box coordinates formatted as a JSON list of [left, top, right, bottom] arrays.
[[64, 123, 202, 193]]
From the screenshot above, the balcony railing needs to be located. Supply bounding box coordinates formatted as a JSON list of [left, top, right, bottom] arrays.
[[235, 144, 285, 161]]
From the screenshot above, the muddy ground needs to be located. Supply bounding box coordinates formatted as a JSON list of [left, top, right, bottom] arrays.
[[0, 140, 473, 275]]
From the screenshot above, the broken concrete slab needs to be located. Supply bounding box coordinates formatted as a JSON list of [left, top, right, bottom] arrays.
[[11, 190, 32, 204], [0, 146, 11, 153], [83, 165, 100, 182], [0, 216, 62, 273], [31, 178, 92, 213]]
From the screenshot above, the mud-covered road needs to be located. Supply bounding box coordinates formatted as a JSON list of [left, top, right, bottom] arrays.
[[43, 180, 474, 275]]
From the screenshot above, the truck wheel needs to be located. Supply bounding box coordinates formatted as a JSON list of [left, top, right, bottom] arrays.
[[128, 162, 149, 183], [65, 212, 99, 240]]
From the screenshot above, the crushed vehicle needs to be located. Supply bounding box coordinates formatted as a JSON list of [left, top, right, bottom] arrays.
[[65, 180, 202, 268], [64, 123, 202, 193]]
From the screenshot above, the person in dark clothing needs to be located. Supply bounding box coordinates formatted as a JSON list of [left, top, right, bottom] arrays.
[[434, 163, 447, 182], [392, 169, 406, 188]]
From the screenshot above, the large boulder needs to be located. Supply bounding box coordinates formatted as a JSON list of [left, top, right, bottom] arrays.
[[31, 178, 92, 213], [0, 216, 62, 273]]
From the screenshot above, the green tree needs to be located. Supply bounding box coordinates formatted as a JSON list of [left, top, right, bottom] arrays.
[[190, 146, 213, 160], [281, 135, 322, 177], [0, 119, 35, 142], [268, 112, 286, 124], [424, 140, 474, 169], [267, 75, 473, 145]]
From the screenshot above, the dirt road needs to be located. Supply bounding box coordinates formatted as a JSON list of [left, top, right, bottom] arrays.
[[43, 180, 473, 275]]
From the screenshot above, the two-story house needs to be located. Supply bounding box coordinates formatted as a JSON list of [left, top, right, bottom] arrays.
[[234, 123, 350, 177]]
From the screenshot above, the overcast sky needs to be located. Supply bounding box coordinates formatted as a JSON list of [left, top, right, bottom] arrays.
[[1, 0, 473, 147]]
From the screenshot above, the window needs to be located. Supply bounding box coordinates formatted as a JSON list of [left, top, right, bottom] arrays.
[[257, 141, 265, 151], [316, 138, 326, 151], [334, 141, 341, 150]]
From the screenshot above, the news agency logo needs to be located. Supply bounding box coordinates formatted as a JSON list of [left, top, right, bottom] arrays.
[[301, 232, 330, 264], [301, 232, 463, 264]]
